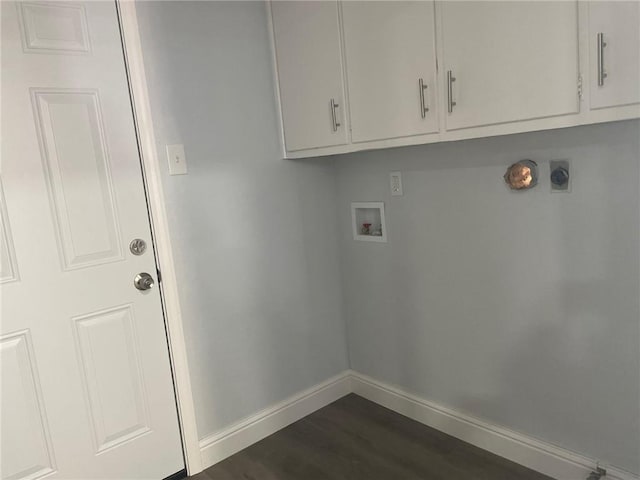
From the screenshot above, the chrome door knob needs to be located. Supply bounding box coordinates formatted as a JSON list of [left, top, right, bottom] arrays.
[[134, 272, 155, 291]]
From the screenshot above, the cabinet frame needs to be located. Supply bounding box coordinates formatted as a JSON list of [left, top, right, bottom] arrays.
[[339, 1, 441, 144], [267, 0, 640, 160], [267, 0, 350, 153], [581, 1, 640, 116]]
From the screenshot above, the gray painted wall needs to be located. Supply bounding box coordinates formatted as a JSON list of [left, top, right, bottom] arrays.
[[336, 120, 640, 474], [135, 0, 638, 472], [134, 1, 349, 438]]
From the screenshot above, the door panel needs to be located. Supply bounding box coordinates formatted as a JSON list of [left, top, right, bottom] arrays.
[[342, 1, 439, 143], [1, 2, 184, 478], [32, 90, 122, 269], [72, 305, 151, 454], [441, 1, 579, 130], [589, 1, 640, 109], [0, 181, 19, 284], [270, 1, 348, 151], [0, 330, 56, 480], [18, 2, 91, 54]]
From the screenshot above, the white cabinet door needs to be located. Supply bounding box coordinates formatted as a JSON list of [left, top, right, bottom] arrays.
[[270, 1, 347, 152], [588, 1, 640, 110], [1, 2, 183, 478], [440, 1, 579, 131], [341, 1, 438, 143]]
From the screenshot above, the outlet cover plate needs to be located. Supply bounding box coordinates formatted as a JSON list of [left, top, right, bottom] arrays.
[[390, 171, 403, 196]]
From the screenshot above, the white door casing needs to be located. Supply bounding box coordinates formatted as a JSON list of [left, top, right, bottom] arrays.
[[1, 2, 184, 479]]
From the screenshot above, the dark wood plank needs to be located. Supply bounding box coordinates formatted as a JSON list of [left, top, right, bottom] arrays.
[[199, 394, 555, 480]]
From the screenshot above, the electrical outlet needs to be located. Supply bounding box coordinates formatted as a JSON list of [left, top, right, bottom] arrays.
[[166, 144, 188, 175], [390, 171, 403, 196]]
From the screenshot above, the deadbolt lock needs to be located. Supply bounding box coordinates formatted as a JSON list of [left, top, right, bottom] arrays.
[[129, 238, 147, 256]]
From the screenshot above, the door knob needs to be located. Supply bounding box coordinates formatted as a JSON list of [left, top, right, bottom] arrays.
[[134, 272, 155, 291]]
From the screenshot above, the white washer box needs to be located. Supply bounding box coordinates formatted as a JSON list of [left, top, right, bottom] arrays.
[[351, 202, 387, 243]]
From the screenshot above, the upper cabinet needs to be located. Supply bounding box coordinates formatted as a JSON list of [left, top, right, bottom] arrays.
[[269, 1, 347, 152], [341, 1, 439, 143], [440, 1, 579, 131], [267, 1, 640, 159], [588, 1, 640, 110]]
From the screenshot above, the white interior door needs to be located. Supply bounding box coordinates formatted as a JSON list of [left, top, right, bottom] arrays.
[[342, 1, 439, 143], [1, 2, 184, 479], [440, 1, 579, 131], [588, 1, 640, 110]]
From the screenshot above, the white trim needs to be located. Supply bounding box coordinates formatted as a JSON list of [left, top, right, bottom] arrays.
[[265, 1, 287, 160], [195, 369, 637, 479], [350, 371, 638, 480], [116, 2, 203, 475], [199, 372, 352, 469], [282, 110, 639, 159]]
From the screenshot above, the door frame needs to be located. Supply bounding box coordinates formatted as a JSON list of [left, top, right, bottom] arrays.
[[116, 2, 203, 475]]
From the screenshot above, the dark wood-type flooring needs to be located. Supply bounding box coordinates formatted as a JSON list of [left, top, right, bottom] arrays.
[[191, 394, 554, 480]]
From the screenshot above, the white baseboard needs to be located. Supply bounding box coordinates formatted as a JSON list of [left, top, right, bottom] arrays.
[[198, 369, 637, 480], [350, 371, 638, 480], [199, 371, 352, 468]]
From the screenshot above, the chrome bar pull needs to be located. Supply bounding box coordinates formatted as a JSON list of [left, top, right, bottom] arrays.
[[418, 78, 429, 118], [330, 98, 341, 132], [597, 33, 607, 86], [447, 70, 457, 113]]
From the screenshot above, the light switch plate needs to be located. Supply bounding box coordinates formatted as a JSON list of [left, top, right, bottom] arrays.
[[390, 171, 403, 196], [166, 144, 187, 175]]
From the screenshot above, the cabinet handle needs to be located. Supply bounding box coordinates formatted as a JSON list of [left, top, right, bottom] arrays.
[[447, 70, 457, 113], [330, 98, 341, 132], [418, 78, 429, 118], [597, 33, 608, 86]]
